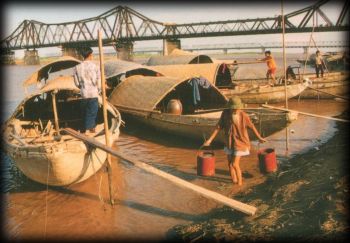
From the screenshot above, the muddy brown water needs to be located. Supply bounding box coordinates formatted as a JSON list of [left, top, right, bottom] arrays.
[[1, 57, 348, 241]]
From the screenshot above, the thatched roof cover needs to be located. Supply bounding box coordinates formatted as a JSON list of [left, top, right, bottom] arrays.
[[23, 56, 81, 87], [146, 54, 214, 66], [145, 63, 222, 84], [9, 75, 117, 121], [40, 76, 79, 93], [108, 75, 185, 111], [104, 59, 144, 79], [169, 48, 193, 56]]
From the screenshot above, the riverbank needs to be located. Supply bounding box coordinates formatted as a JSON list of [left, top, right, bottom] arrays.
[[169, 120, 349, 242]]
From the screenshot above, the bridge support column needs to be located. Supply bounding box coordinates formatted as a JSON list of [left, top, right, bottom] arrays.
[[24, 49, 40, 65], [163, 39, 181, 56], [0, 50, 16, 65], [62, 47, 83, 60], [303, 47, 308, 54], [115, 41, 134, 61], [261, 47, 266, 54], [223, 48, 228, 54]]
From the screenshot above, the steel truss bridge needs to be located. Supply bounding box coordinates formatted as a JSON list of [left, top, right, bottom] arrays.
[[133, 41, 349, 53], [1, 0, 349, 51]]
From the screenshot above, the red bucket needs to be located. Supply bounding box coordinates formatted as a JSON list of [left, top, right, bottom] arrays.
[[258, 148, 278, 173], [197, 149, 215, 176]]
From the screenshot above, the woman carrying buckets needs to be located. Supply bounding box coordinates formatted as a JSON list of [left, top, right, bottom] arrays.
[[203, 97, 267, 188]]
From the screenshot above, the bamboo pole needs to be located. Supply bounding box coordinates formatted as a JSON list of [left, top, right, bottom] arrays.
[[62, 127, 257, 216], [262, 104, 350, 123], [281, 0, 289, 152], [98, 29, 114, 205], [51, 90, 60, 136], [302, 14, 316, 77]]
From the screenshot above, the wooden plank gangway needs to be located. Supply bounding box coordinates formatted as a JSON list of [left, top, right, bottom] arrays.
[[62, 128, 257, 216]]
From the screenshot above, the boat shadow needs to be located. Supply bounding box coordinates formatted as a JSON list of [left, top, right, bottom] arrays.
[[121, 119, 223, 150]]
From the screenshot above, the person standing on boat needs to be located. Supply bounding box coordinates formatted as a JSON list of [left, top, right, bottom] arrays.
[[203, 97, 267, 187], [73, 47, 101, 134], [315, 50, 325, 78], [257, 50, 277, 86]]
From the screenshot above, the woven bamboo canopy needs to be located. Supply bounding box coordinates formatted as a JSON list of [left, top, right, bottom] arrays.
[[23, 56, 81, 87], [108, 75, 227, 111], [104, 59, 144, 80], [146, 54, 214, 66], [134, 63, 232, 86]]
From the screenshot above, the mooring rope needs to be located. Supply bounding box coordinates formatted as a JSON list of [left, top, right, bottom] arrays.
[[44, 156, 50, 239]]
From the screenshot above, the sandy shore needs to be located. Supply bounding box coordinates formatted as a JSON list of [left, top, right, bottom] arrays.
[[168, 119, 349, 242]]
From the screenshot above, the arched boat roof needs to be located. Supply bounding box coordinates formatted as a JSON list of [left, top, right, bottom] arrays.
[[104, 59, 144, 79], [136, 63, 223, 84], [146, 54, 214, 66], [23, 56, 81, 87], [108, 75, 227, 111], [11, 76, 117, 121]]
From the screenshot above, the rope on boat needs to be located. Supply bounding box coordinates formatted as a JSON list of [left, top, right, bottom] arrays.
[[44, 156, 50, 239]]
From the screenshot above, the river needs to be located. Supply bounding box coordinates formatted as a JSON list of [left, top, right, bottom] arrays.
[[1, 54, 348, 241]]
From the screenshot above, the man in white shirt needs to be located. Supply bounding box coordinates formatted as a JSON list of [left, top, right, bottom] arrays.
[[73, 47, 101, 133]]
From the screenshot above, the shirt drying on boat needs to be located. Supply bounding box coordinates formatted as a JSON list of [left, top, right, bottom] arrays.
[[189, 77, 211, 106], [73, 60, 101, 99], [218, 109, 255, 151]]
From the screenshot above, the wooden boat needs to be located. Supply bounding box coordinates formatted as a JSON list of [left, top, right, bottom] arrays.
[[124, 63, 309, 103], [108, 75, 297, 144], [220, 81, 310, 103], [2, 76, 122, 186], [286, 67, 349, 99]]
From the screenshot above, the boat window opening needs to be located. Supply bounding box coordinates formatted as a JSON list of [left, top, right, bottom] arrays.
[[13, 90, 113, 138], [188, 55, 213, 64], [156, 82, 227, 115], [126, 68, 159, 78], [215, 64, 234, 88]]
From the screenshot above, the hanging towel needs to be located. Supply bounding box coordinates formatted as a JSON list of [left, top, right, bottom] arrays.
[[189, 77, 211, 105]]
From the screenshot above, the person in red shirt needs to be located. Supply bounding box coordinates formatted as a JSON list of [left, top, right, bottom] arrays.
[[203, 97, 266, 188], [257, 50, 277, 85]]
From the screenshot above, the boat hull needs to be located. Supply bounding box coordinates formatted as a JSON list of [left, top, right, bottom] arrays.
[[220, 83, 308, 104], [297, 72, 349, 99], [4, 133, 119, 186], [120, 109, 295, 144]]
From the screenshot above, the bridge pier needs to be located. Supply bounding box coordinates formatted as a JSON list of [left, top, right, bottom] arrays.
[[24, 49, 40, 65], [163, 39, 181, 56], [0, 50, 16, 65], [62, 47, 83, 60], [303, 47, 308, 54], [261, 47, 266, 54], [223, 48, 228, 54], [115, 41, 134, 61]]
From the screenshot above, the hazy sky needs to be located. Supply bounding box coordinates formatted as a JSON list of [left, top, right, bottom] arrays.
[[3, 1, 348, 57]]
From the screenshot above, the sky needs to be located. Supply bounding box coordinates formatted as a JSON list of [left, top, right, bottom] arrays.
[[2, 1, 348, 57]]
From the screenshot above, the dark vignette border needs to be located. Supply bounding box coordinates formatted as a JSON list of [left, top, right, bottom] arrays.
[[0, 0, 349, 243]]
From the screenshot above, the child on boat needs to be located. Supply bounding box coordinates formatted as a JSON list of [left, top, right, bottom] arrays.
[[203, 97, 267, 187], [315, 50, 325, 78], [257, 50, 277, 86], [73, 47, 101, 134]]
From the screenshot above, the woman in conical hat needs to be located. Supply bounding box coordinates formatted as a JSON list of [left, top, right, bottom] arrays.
[[204, 97, 267, 188]]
